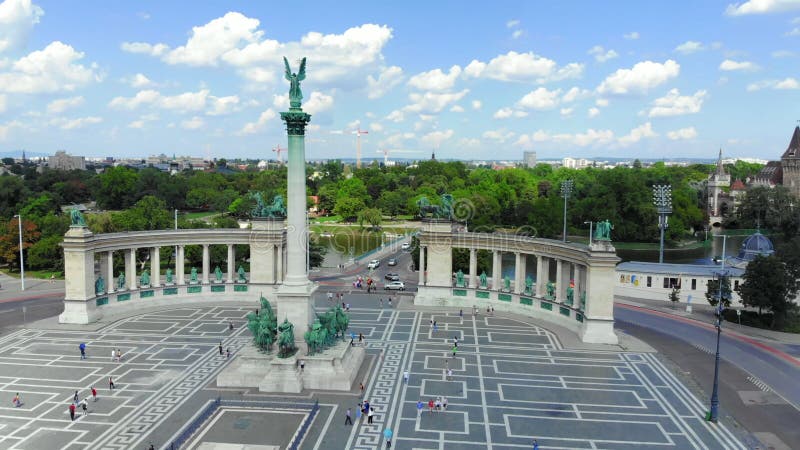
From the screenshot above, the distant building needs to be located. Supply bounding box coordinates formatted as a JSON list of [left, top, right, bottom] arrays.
[[780, 126, 800, 197], [751, 161, 782, 187], [523, 151, 537, 167], [707, 149, 731, 227], [562, 157, 590, 169], [48, 151, 86, 171]]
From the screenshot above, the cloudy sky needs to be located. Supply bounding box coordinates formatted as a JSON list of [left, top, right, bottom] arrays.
[[0, 0, 799, 161]]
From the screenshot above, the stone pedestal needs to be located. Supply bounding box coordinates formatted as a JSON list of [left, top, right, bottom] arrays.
[[217, 340, 364, 394], [276, 283, 316, 345], [60, 226, 101, 324]]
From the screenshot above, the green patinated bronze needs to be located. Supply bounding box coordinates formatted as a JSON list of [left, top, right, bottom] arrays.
[[524, 276, 534, 296], [594, 219, 614, 241], [190, 267, 198, 284], [566, 285, 574, 306], [95, 276, 105, 295], [247, 296, 278, 352], [70, 208, 86, 227], [140, 269, 150, 286], [237, 265, 247, 283], [416, 194, 454, 220], [503, 275, 511, 292], [455, 270, 465, 287], [305, 305, 350, 356], [479, 271, 488, 288], [214, 266, 223, 283], [117, 293, 131, 302], [546, 281, 556, 300], [165, 268, 173, 284], [580, 291, 587, 310], [276, 319, 297, 358], [250, 193, 287, 218], [280, 56, 311, 135], [117, 273, 125, 290]]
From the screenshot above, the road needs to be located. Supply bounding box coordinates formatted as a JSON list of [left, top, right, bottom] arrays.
[[616, 303, 800, 449]]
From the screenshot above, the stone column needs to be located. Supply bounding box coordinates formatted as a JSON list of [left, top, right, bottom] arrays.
[[59, 226, 101, 324], [277, 244, 284, 283], [515, 252, 525, 294], [555, 260, 563, 301], [177, 245, 185, 285], [127, 248, 137, 290], [418, 246, 426, 285], [106, 251, 114, 293], [469, 248, 477, 288], [227, 244, 235, 283], [151, 247, 160, 286], [492, 250, 501, 289], [202, 244, 210, 284], [536, 255, 546, 297], [580, 249, 619, 344]]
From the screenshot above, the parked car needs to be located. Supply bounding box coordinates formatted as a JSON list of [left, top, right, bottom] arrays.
[[367, 259, 380, 269], [387, 258, 397, 266], [401, 242, 410, 250], [385, 281, 405, 291], [384, 273, 400, 281]]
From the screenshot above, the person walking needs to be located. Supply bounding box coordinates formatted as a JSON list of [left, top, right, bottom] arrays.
[[435, 397, 441, 413], [433, 321, 438, 333], [452, 345, 458, 358], [79, 343, 86, 360], [226, 348, 231, 359], [109, 376, 115, 390], [116, 348, 122, 362], [379, 298, 383, 308], [388, 298, 391, 308], [442, 396, 448, 410], [459, 309, 463, 318], [367, 407, 374, 424], [69, 402, 76, 421], [359, 382, 365, 395], [12, 393, 21, 407], [403, 370, 409, 384], [218, 342, 223, 356], [428, 398, 434, 414], [91, 387, 97, 402], [229, 321, 234, 331], [73, 390, 79, 404], [345, 408, 353, 425], [416, 400, 424, 416], [447, 368, 453, 381], [111, 347, 116, 362], [532, 439, 539, 450], [80, 398, 88, 416]]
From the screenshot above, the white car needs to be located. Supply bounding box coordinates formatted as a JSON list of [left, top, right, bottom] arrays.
[[401, 242, 410, 250], [367, 259, 380, 269], [385, 281, 405, 291]]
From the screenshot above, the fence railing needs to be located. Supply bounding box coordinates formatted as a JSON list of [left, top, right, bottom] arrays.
[[165, 397, 319, 450]]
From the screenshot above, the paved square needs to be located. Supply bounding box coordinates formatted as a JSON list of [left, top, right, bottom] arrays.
[[0, 303, 746, 449]]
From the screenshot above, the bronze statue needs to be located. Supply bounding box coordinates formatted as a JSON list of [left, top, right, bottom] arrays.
[[284, 57, 306, 109], [276, 318, 297, 358], [140, 269, 150, 286], [95, 276, 104, 295], [214, 266, 223, 282], [70, 208, 86, 227], [455, 270, 465, 287], [165, 268, 173, 284], [479, 271, 488, 288], [524, 276, 534, 295], [237, 265, 247, 283]]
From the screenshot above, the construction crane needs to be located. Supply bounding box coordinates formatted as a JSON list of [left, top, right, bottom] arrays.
[[272, 145, 286, 164], [353, 127, 369, 169], [377, 149, 420, 166]]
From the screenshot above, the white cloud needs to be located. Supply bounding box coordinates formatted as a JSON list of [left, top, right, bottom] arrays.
[[493, 107, 528, 119], [471, 100, 482, 110], [303, 91, 334, 114], [512, 30, 524, 39], [464, 50, 583, 83], [624, 31, 640, 40], [47, 96, 84, 114], [108, 89, 161, 109], [404, 89, 468, 114], [130, 73, 154, 88], [386, 109, 404, 123], [158, 89, 210, 112], [725, 0, 800, 16], [588, 107, 600, 117], [127, 113, 158, 129], [667, 126, 698, 140], [407, 65, 461, 91], [450, 105, 464, 112], [0, 41, 100, 94], [772, 50, 795, 57], [675, 41, 705, 54], [786, 27, 800, 36], [560, 107, 573, 117], [420, 129, 454, 147], [482, 129, 515, 142], [506, 19, 520, 28], [516, 87, 561, 110], [109, 89, 245, 114], [595, 98, 609, 107], [52, 116, 102, 130], [747, 77, 799, 90], [719, 59, 758, 71], [181, 116, 204, 130], [647, 89, 707, 117], [529, 128, 615, 147], [597, 60, 680, 95], [164, 12, 263, 66], [0, 120, 22, 139], [0, 94, 5, 113], [120, 41, 168, 56], [618, 122, 657, 145], [369, 122, 383, 132], [588, 45, 619, 62], [562, 86, 589, 103], [128, 120, 145, 129], [367, 66, 403, 99], [207, 95, 240, 116], [239, 108, 276, 135], [0, 0, 44, 52]]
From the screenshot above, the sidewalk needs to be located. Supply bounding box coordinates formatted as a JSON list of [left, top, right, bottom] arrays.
[[0, 272, 65, 302], [615, 295, 800, 345]]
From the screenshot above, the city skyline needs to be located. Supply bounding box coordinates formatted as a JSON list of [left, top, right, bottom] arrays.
[[0, 0, 799, 160]]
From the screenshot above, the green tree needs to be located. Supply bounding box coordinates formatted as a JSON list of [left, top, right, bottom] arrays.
[[309, 239, 327, 268], [737, 255, 799, 329], [334, 197, 365, 221], [93, 166, 138, 209], [705, 275, 732, 308], [0, 218, 40, 271], [27, 235, 64, 271], [357, 208, 383, 230], [0, 175, 29, 218], [377, 191, 404, 218], [113, 196, 172, 231]]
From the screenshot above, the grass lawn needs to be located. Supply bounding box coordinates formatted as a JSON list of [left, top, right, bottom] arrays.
[[0, 269, 63, 280], [311, 215, 342, 223], [182, 211, 217, 220]]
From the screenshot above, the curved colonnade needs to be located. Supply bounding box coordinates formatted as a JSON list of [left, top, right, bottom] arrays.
[[415, 220, 619, 344], [60, 220, 285, 324]]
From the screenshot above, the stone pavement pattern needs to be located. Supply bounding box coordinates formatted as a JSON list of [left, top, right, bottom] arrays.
[[0, 302, 746, 449]]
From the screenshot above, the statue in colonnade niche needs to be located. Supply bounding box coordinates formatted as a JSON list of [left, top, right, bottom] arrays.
[[566, 283, 575, 306], [117, 273, 126, 290], [190, 267, 198, 283], [524, 276, 534, 296], [546, 281, 556, 300], [503, 275, 511, 292], [140, 269, 150, 286], [455, 270, 465, 287], [237, 265, 247, 283], [581, 291, 587, 310], [95, 276, 104, 295], [165, 268, 173, 284], [479, 271, 488, 288], [214, 266, 223, 282]]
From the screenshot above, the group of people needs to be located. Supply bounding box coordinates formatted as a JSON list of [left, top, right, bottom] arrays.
[[416, 396, 448, 414], [345, 399, 376, 425], [110, 348, 123, 362], [67, 387, 98, 421]]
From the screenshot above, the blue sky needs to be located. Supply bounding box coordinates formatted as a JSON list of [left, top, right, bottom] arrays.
[[0, 0, 799, 161]]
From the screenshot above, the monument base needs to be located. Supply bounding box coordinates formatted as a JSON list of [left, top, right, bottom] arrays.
[[59, 299, 102, 324], [275, 281, 317, 345], [217, 340, 364, 394]]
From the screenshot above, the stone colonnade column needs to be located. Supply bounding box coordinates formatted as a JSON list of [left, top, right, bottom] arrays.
[[580, 250, 619, 344], [127, 248, 137, 290], [469, 248, 477, 288], [177, 245, 185, 285], [227, 244, 235, 283], [151, 247, 160, 286], [536, 255, 546, 296], [555, 260, 563, 300], [106, 251, 114, 292], [492, 250, 501, 289], [515, 252, 527, 294], [202, 244, 210, 284]]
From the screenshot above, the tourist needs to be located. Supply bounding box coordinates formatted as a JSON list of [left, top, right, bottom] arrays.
[[229, 321, 234, 331], [109, 376, 115, 390], [345, 408, 353, 425], [442, 396, 448, 410], [12, 393, 21, 407], [73, 390, 79, 404], [433, 321, 438, 333], [80, 398, 88, 416], [69, 402, 76, 421], [447, 368, 453, 381], [416, 400, 424, 416], [388, 298, 392, 308], [79, 343, 86, 360], [226, 348, 231, 359], [491, 306, 495, 316], [459, 309, 463, 317], [532, 439, 539, 450], [358, 333, 364, 345], [328, 291, 333, 302], [300, 360, 305, 372], [453, 336, 458, 347], [487, 306, 490, 315], [116, 348, 122, 362], [218, 342, 223, 355], [435, 397, 441, 412], [428, 398, 434, 413], [111, 347, 116, 362], [452, 346, 458, 358], [91, 387, 97, 402], [367, 407, 375, 424], [380, 298, 383, 307], [356, 403, 363, 421], [403, 370, 409, 383], [360, 382, 365, 395]]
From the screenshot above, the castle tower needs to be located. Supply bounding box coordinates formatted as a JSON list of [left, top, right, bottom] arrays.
[[780, 126, 800, 198], [707, 148, 730, 227]]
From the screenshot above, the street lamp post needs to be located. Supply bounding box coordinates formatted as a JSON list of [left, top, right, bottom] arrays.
[[13, 214, 25, 291], [709, 234, 728, 423], [584, 221, 593, 246], [561, 180, 574, 242], [174, 209, 178, 230], [652, 185, 673, 264]]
